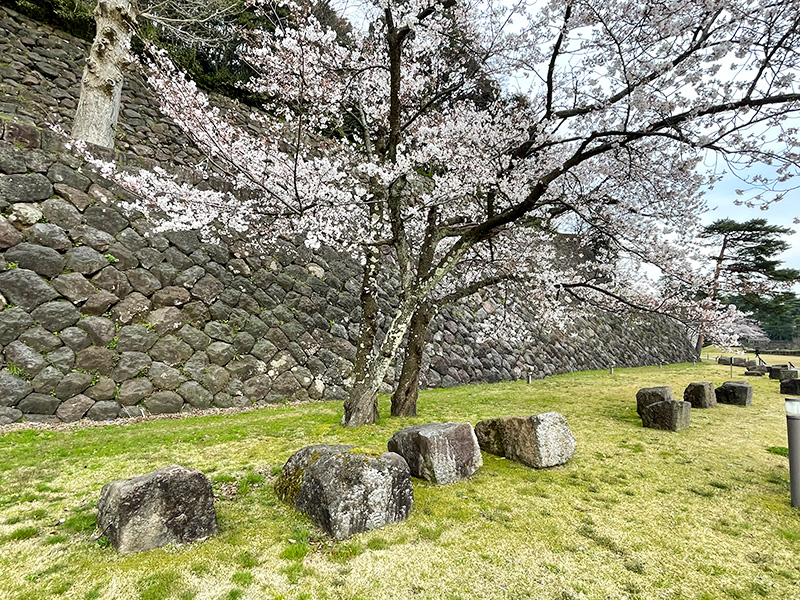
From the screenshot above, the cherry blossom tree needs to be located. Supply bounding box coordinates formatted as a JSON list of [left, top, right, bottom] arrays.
[[89, 0, 800, 425]]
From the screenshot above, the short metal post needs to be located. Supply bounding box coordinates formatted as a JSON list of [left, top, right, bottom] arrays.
[[609, 366, 614, 375], [526, 372, 532, 384], [786, 398, 800, 508], [730, 364, 733, 377]]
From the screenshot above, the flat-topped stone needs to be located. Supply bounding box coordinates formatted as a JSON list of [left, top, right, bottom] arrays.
[[641, 400, 691, 431], [387, 422, 482, 485], [636, 386, 674, 416], [97, 465, 217, 554], [683, 382, 716, 409], [780, 379, 800, 395], [275, 445, 413, 540], [715, 381, 753, 406], [474, 412, 576, 469]]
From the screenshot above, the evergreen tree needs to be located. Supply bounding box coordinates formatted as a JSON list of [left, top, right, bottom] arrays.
[[695, 218, 799, 352]]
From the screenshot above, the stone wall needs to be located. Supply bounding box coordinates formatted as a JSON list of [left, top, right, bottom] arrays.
[[0, 6, 696, 424]]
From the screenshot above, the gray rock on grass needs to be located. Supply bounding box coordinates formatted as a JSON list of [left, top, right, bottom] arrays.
[[641, 400, 691, 431], [715, 381, 753, 406], [636, 386, 673, 416], [683, 382, 716, 409], [275, 445, 413, 540], [388, 422, 482, 485], [474, 412, 576, 468], [781, 379, 800, 395], [97, 465, 218, 554]]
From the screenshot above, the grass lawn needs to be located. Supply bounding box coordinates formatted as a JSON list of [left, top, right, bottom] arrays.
[[1, 360, 799, 600]]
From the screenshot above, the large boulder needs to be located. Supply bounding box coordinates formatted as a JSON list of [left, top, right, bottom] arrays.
[[474, 412, 576, 469], [683, 382, 716, 409], [275, 445, 413, 540], [640, 400, 691, 431], [96, 466, 218, 554], [715, 381, 753, 406], [387, 422, 482, 485], [636, 386, 673, 416]]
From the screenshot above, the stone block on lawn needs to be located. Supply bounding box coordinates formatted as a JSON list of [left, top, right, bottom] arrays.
[[387, 422, 482, 485], [97, 465, 218, 554], [474, 412, 576, 469], [683, 382, 716, 409], [781, 379, 800, 395], [769, 365, 790, 379], [640, 400, 691, 431], [275, 445, 413, 540], [715, 381, 753, 406], [636, 386, 674, 416]]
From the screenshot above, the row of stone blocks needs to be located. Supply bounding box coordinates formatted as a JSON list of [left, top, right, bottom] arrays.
[[97, 413, 577, 552], [636, 381, 753, 431], [716, 356, 798, 381]]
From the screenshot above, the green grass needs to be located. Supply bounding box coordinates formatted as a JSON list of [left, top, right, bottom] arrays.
[[0, 360, 799, 599]]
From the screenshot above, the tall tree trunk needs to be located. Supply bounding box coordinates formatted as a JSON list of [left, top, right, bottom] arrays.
[[72, 0, 135, 148], [342, 300, 417, 427], [391, 303, 434, 417], [343, 247, 381, 427]]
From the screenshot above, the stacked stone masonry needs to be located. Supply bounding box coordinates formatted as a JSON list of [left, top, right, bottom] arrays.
[[0, 7, 696, 423]]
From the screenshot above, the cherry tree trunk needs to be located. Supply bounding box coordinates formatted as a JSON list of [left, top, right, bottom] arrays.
[[72, 0, 135, 149], [342, 301, 418, 428], [391, 304, 434, 417]]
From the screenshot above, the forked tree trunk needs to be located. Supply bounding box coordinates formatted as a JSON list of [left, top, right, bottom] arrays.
[[391, 303, 434, 417], [342, 301, 417, 427], [72, 0, 135, 148]]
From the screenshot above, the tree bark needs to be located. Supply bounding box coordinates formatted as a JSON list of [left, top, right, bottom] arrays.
[[342, 300, 417, 427], [343, 247, 381, 427], [391, 303, 434, 417], [72, 0, 135, 149]]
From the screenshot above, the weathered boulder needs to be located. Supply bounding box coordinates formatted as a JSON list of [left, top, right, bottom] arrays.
[[636, 386, 674, 416], [97, 465, 218, 554], [387, 422, 482, 485], [275, 445, 413, 540], [474, 412, 576, 468], [640, 400, 691, 431], [715, 381, 753, 406], [683, 382, 716, 409]]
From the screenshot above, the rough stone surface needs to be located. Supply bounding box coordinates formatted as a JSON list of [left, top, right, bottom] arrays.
[[96, 465, 218, 554], [275, 445, 413, 540], [145, 391, 184, 414], [640, 400, 691, 431], [636, 386, 674, 416], [781, 379, 800, 395], [86, 400, 121, 421], [388, 422, 482, 485], [5, 340, 46, 375], [474, 413, 576, 468], [0, 406, 24, 424], [30, 301, 81, 332], [0, 268, 58, 311], [56, 394, 95, 422], [715, 381, 753, 406], [0, 371, 33, 406], [5, 243, 64, 278], [683, 382, 717, 409]]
